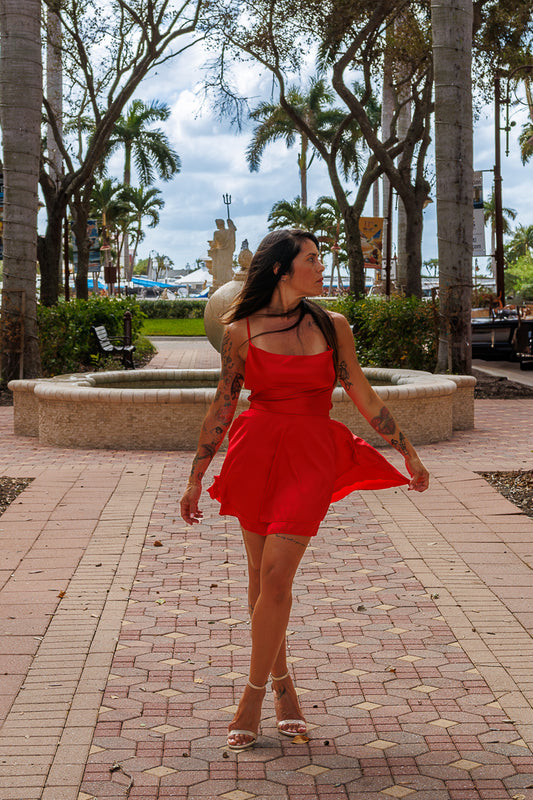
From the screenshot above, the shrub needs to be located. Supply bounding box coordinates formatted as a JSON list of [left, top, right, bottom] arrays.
[[136, 299, 207, 319], [329, 295, 438, 372], [505, 254, 533, 302], [37, 296, 147, 376]]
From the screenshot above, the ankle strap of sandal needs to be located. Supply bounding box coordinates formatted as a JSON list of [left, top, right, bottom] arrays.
[[271, 671, 290, 681], [247, 679, 267, 690]]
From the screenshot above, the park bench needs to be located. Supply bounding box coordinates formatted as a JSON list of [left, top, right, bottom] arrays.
[[91, 325, 136, 369]]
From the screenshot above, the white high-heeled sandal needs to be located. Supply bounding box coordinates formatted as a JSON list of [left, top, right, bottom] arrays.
[[271, 671, 307, 737], [227, 680, 266, 752]]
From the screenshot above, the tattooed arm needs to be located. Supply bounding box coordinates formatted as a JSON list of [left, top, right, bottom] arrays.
[[333, 313, 429, 492], [180, 324, 246, 524]]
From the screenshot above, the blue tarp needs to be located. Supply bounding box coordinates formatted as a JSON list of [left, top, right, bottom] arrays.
[[132, 276, 184, 290], [87, 278, 106, 290]]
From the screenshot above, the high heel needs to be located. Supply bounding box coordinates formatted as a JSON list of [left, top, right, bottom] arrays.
[[271, 671, 307, 738], [227, 680, 266, 752]]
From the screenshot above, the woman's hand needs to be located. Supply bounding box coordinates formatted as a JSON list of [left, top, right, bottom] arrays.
[[404, 454, 430, 492], [180, 483, 203, 525]]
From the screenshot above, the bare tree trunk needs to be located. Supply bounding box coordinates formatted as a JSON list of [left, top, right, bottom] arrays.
[[46, 8, 63, 185], [45, 6, 64, 299], [39, 170, 67, 305], [396, 99, 411, 290], [432, 0, 473, 374], [123, 143, 132, 281], [372, 180, 380, 217], [298, 133, 308, 208], [0, 0, 42, 382], [344, 207, 366, 297], [403, 199, 423, 297], [381, 44, 395, 287], [71, 185, 93, 300]]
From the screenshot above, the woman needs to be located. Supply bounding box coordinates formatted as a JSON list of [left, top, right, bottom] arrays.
[[181, 229, 429, 752]]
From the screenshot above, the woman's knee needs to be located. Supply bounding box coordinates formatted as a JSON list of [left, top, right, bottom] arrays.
[[260, 563, 294, 604]]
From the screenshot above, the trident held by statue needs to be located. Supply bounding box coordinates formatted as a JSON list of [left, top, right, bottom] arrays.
[[223, 193, 232, 220]]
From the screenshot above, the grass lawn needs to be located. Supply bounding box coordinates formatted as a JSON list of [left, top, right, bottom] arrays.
[[141, 318, 206, 336]]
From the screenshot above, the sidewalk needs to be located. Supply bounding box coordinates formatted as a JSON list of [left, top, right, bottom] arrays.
[[0, 341, 532, 799]]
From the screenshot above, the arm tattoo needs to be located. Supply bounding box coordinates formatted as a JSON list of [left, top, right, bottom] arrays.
[[371, 406, 396, 436], [391, 431, 409, 457], [230, 373, 244, 399], [199, 443, 216, 459], [188, 330, 243, 483], [221, 330, 235, 372], [338, 360, 353, 389], [189, 455, 204, 480]]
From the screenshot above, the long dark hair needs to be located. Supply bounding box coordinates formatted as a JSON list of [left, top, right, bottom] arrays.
[[224, 229, 339, 378]]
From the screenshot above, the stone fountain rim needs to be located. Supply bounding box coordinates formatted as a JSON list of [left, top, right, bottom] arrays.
[[10, 367, 470, 405]]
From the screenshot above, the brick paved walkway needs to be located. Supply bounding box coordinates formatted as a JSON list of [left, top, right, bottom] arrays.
[[0, 340, 532, 799]]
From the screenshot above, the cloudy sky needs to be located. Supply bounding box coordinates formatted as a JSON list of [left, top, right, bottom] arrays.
[[104, 39, 532, 276]]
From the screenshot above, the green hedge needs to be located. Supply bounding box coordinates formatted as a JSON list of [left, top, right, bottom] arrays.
[[136, 299, 207, 319], [37, 297, 147, 377], [329, 295, 438, 372]]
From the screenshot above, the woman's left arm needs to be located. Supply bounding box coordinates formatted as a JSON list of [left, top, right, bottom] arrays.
[[333, 313, 429, 492]]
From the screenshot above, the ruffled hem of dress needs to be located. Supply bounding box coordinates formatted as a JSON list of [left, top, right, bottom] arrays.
[[208, 478, 321, 537], [329, 423, 410, 501], [330, 470, 408, 503]]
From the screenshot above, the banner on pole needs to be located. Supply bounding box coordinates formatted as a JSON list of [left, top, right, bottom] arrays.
[[359, 217, 383, 267], [71, 219, 102, 272], [473, 171, 486, 257]]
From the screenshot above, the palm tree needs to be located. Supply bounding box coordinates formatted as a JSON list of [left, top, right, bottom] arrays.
[[505, 224, 533, 264], [90, 178, 132, 280], [267, 198, 325, 233], [108, 99, 181, 186], [90, 179, 129, 227], [483, 191, 517, 276], [107, 99, 180, 278], [120, 185, 165, 267], [0, 0, 42, 380], [431, 0, 474, 373], [247, 77, 372, 207]]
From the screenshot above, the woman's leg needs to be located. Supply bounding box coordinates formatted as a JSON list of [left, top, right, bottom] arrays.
[[228, 530, 310, 747], [242, 529, 289, 676], [248, 532, 310, 684]]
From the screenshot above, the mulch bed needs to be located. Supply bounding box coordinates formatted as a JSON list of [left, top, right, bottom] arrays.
[[0, 478, 34, 516], [0, 369, 532, 519], [472, 368, 533, 399], [479, 470, 533, 519]]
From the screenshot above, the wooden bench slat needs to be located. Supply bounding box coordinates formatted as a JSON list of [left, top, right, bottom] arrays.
[[91, 325, 136, 369]]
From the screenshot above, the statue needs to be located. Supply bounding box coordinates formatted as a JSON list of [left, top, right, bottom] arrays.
[[204, 238, 252, 352], [236, 239, 253, 277], [210, 218, 236, 291]]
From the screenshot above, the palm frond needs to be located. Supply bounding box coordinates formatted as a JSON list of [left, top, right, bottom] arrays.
[[519, 121, 533, 165]]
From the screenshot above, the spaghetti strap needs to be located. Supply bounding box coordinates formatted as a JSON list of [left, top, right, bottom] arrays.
[[246, 317, 251, 341]]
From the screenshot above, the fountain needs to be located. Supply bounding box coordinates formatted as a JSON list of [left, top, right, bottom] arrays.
[[9, 367, 474, 450], [8, 225, 475, 450]]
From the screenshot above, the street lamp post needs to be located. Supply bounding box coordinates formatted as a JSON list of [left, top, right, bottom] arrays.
[[494, 71, 505, 306], [494, 64, 533, 307]]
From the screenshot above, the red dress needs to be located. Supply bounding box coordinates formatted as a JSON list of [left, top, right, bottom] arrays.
[[208, 327, 409, 537]]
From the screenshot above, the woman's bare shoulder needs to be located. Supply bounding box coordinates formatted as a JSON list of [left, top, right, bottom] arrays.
[[326, 310, 353, 336], [225, 318, 248, 339], [223, 318, 249, 360]]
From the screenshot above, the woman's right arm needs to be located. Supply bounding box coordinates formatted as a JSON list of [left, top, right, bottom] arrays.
[[180, 324, 246, 524]]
